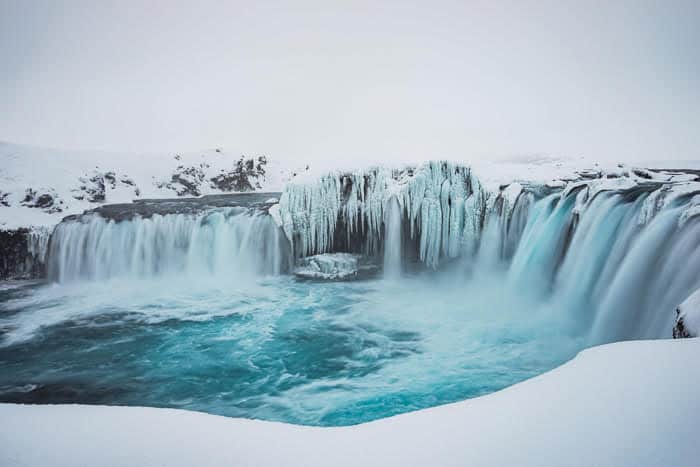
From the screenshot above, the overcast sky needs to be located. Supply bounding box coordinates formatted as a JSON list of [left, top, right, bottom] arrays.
[[1, 0, 699, 164]]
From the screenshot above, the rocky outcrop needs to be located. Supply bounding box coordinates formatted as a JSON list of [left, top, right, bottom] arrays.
[[71, 170, 141, 203], [155, 155, 268, 197], [63, 192, 281, 222], [209, 156, 267, 192], [294, 253, 378, 280], [157, 164, 209, 197], [0, 228, 50, 279], [21, 188, 64, 213], [674, 289, 700, 338]]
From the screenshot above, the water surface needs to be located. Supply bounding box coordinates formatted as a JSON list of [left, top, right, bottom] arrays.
[[0, 273, 580, 426]]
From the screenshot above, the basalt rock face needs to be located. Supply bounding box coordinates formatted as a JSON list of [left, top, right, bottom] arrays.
[[0, 229, 49, 279], [63, 192, 281, 223]]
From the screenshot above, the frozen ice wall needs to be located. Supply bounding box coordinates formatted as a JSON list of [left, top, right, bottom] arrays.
[[278, 162, 489, 269]]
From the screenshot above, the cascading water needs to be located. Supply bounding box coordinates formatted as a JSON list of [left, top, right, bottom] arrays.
[[383, 196, 402, 279], [2, 161, 700, 427], [48, 207, 291, 282], [279, 164, 700, 343]]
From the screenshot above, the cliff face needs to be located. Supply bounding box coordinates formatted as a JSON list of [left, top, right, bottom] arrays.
[[0, 229, 48, 280]]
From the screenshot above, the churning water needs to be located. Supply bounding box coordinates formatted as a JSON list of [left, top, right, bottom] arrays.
[[0, 272, 579, 426]]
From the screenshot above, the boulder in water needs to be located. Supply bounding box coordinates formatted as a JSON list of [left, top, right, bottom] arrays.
[[294, 253, 377, 281], [673, 289, 700, 338]]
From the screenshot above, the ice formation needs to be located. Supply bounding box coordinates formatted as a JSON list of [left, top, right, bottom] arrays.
[[278, 162, 489, 269]]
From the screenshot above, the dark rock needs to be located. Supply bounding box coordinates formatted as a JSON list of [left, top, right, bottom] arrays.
[[161, 164, 208, 196], [209, 156, 267, 192], [35, 194, 55, 209], [21, 189, 63, 213], [73, 171, 140, 202], [632, 168, 654, 180], [0, 229, 47, 279], [673, 308, 693, 338], [63, 192, 282, 222], [103, 171, 117, 189], [120, 176, 135, 186], [73, 173, 106, 202]]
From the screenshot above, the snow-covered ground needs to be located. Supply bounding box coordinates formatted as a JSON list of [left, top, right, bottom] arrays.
[[0, 141, 305, 229], [1, 338, 698, 467], [4, 140, 698, 231]]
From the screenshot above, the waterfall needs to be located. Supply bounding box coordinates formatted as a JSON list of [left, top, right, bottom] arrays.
[[276, 163, 700, 341], [42, 161, 700, 343], [509, 185, 700, 343], [383, 196, 402, 279], [48, 207, 291, 283]]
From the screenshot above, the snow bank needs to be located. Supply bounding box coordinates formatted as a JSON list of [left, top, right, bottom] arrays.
[[1, 338, 699, 467]]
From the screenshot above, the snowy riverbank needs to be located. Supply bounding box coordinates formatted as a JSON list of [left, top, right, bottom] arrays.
[[2, 337, 698, 467]]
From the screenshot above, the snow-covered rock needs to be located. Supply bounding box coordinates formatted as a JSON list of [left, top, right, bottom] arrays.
[[0, 142, 300, 230], [294, 253, 376, 280], [674, 289, 700, 338]]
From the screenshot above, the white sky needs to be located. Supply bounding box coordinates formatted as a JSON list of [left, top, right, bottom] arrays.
[[1, 0, 699, 164]]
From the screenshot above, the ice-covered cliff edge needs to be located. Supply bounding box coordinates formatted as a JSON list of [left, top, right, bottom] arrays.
[[278, 160, 700, 273]]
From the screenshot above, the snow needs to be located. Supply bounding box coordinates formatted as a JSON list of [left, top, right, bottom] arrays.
[[677, 289, 700, 337], [0, 141, 300, 230], [1, 338, 698, 467], [3, 140, 699, 235]]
